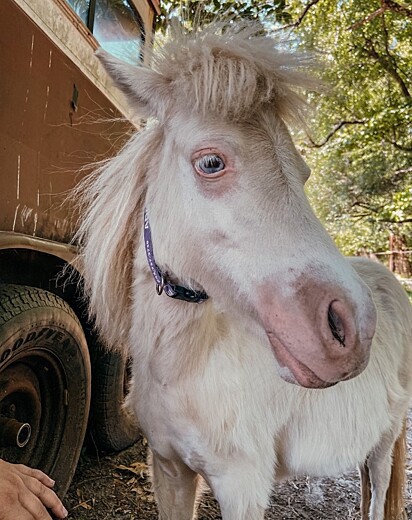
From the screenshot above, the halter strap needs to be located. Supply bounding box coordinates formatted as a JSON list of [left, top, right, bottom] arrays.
[[144, 210, 209, 304]]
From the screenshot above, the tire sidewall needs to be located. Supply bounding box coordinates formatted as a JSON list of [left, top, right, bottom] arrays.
[[89, 348, 139, 452], [0, 297, 91, 496]]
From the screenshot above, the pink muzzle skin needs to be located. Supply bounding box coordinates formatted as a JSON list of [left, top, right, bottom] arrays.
[[256, 282, 377, 389]]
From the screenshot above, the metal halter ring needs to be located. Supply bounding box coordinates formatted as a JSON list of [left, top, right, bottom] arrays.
[[156, 274, 165, 296]]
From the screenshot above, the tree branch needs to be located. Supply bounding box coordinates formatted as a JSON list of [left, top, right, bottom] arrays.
[[390, 140, 412, 152], [279, 0, 321, 29], [377, 218, 412, 224], [352, 213, 412, 225], [393, 166, 412, 175], [350, 7, 386, 30], [306, 120, 366, 148], [350, 0, 412, 29], [362, 38, 411, 98], [382, 0, 412, 18], [351, 201, 383, 214]]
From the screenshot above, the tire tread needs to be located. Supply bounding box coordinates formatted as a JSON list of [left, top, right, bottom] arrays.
[[0, 284, 78, 326]]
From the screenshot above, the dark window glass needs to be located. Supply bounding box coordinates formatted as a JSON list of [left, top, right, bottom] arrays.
[[94, 0, 143, 64], [66, 0, 90, 26], [66, 0, 144, 65]]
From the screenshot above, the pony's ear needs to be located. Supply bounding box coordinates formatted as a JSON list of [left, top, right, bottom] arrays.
[[96, 49, 171, 119]]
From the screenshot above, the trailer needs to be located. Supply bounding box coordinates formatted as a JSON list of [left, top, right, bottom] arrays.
[[0, 0, 159, 496]]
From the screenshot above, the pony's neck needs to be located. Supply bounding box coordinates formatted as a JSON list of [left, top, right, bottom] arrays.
[[131, 241, 271, 387], [131, 243, 229, 383]]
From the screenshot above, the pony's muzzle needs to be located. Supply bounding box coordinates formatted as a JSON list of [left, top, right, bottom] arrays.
[[318, 296, 375, 370], [256, 281, 377, 388]]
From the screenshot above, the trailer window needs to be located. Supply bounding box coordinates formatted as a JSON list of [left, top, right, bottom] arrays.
[[67, 0, 90, 26], [66, 0, 144, 64]]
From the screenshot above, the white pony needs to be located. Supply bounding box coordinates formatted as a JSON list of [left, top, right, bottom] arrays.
[[76, 23, 412, 520]]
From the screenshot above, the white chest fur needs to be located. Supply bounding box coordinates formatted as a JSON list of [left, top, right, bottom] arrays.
[[130, 307, 399, 484]]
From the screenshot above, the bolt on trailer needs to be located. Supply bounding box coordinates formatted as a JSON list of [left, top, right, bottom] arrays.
[[0, 0, 160, 497]]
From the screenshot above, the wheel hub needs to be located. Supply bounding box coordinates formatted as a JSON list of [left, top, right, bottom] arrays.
[[0, 417, 31, 447], [0, 362, 42, 459]]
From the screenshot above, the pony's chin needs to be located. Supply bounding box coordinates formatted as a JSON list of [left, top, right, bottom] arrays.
[[267, 332, 337, 389]]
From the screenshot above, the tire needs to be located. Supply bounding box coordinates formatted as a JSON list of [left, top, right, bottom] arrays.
[[0, 284, 91, 497], [89, 347, 139, 452]]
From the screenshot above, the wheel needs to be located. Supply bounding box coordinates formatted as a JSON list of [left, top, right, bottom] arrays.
[[0, 284, 91, 497], [89, 347, 139, 452]]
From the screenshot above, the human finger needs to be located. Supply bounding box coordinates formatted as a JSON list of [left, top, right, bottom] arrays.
[[0, 507, 35, 520], [24, 478, 68, 519], [14, 464, 55, 488], [17, 492, 53, 520]]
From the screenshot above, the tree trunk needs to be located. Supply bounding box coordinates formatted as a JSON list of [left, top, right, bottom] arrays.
[[389, 233, 412, 277]]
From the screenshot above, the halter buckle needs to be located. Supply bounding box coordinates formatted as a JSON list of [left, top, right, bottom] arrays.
[[156, 274, 165, 296]]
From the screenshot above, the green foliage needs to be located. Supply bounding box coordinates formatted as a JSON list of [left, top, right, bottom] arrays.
[[155, 1, 291, 32], [157, 1, 412, 259], [291, 0, 412, 256]]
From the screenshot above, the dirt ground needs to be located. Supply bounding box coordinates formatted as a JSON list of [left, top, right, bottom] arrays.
[[66, 411, 412, 520]]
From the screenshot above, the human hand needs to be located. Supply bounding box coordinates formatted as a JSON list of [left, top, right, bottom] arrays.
[[0, 460, 68, 519]]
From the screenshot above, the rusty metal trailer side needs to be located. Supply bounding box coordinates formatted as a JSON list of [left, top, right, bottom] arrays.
[[0, 0, 157, 495]]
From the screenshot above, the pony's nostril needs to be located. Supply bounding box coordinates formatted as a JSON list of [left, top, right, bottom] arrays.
[[328, 302, 346, 347]]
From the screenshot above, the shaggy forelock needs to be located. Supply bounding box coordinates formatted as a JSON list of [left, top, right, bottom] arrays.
[[151, 23, 317, 122]]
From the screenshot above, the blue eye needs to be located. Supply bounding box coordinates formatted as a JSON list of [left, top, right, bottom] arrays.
[[195, 154, 225, 175]]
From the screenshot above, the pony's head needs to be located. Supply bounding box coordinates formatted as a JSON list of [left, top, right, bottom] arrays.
[[80, 23, 376, 388]]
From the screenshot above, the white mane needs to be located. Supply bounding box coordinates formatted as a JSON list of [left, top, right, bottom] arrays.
[[149, 23, 317, 122]]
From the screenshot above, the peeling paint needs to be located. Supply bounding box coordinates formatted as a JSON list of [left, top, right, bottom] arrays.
[[29, 33, 34, 68], [43, 85, 50, 121], [12, 204, 21, 232], [9, 202, 74, 242], [20, 206, 33, 227], [22, 89, 29, 129], [16, 154, 21, 200], [33, 212, 38, 236]]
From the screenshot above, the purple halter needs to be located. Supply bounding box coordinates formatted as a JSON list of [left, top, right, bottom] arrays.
[[144, 210, 208, 304]]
